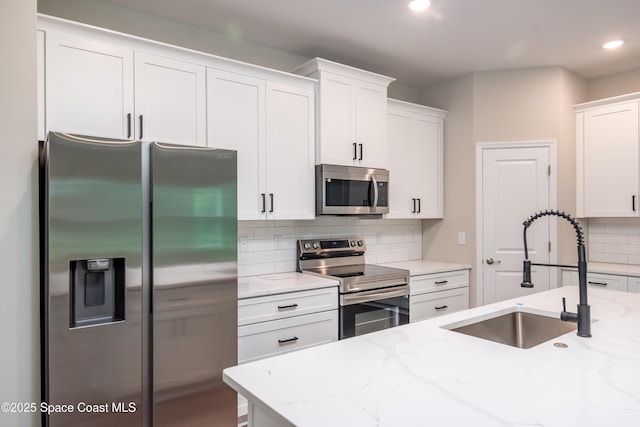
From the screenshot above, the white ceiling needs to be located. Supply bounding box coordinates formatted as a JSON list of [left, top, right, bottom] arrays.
[[99, 0, 640, 87]]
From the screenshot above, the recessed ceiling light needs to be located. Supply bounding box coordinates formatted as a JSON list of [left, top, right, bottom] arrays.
[[603, 40, 624, 49], [409, 0, 431, 11]]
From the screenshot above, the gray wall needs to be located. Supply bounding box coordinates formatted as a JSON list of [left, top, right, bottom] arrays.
[[0, 1, 39, 426], [422, 67, 589, 305]]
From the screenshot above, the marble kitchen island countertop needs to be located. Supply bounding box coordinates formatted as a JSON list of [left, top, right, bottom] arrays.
[[223, 286, 640, 426], [238, 272, 339, 299]]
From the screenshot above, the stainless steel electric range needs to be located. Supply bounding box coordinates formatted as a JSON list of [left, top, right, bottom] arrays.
[[297, 237, 410, 339]]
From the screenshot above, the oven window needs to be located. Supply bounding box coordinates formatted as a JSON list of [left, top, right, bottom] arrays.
[[340, 295, 409, 339]]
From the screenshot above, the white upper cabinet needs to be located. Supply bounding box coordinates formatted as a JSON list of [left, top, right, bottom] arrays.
[[387, 99, 446, 218], [207, 68, 265, 220], [207, 68, 315, 220], [576, 93, 640, 217], [42, 17, 205, 146], [264, 81, 315, 220], [134, 53, 206, 146], [44, 30, 134, 139], [294, 58, 394, 169]]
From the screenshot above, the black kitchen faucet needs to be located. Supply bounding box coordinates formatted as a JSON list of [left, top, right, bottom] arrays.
[[521, 210, 592, 337]]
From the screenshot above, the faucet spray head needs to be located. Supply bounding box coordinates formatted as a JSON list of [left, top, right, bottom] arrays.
[[521, 259, 533, 288]]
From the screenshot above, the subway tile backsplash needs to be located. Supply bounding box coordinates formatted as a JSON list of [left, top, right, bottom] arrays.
[[588, 218, 640, 265], [238, 217, 422, 277]]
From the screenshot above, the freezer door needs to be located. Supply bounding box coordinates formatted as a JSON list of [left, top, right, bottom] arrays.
[[41, 132, 143, 427], [150, 142, 238, 427]]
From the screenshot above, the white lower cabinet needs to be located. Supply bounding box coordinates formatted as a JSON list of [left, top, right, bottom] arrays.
[[410, 270, 470, 323], [561, 270, 629, 292], [628, 277, 640, 293], [238, 310, 338, 363], [237, 287, 338, 419]]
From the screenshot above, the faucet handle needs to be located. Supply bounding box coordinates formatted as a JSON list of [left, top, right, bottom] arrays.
[[562, 297, 567, 312]]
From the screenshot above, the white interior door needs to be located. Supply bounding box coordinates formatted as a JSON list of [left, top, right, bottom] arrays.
[[480, 144, 554, 304]]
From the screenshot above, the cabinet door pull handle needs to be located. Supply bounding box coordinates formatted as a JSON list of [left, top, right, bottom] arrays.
[[633, 195, 636, 212], [277, 303, 298, 310], [358, 143, 363, 160], [269, 193, 274, 213], [435, 280, 448, 285], [261, 193, 266, 213], [412, 198, 416, 213], [139, 114, 144, 139], [127, 113, 132, 139], [353, 142, 358, 160], [587, 281, 607, 286], [417, 198, 421, 213], [278, 337, 299, 345], [435, 305, 448, 310]]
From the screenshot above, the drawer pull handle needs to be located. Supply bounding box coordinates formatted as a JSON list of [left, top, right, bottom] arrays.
[[278, 336, 299, 345], [277, 303, 299, 310], [588, 281, 607, 286], [435, 305, 448, 310], [434, 280, 448, 285]]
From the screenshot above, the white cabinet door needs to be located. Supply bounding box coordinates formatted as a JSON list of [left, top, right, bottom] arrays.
[[37, 30, 46, 141], [265, 82, 315, 220], [314, 68, 390, 168], [45, 31, 134, 139], [317, 72, 354, 166], [134, 52, 206, 146], [387, 100, 444, 218], [355, 82, 388, 168], [578, 100, 639, 217], [207, 68, 266, 220]]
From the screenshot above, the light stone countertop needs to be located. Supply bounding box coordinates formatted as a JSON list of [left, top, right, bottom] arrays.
[[224, 286, 640, 426], [587, 262, 640, 277], [238, 272, 339, 299], [380, 259, 471, 275]]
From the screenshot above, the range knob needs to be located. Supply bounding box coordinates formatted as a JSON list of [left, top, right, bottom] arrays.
[[350, 240, 356, 247], [357, 240, 364, 246], [303, 242, 311, 250], [312, 242, 320, 249]]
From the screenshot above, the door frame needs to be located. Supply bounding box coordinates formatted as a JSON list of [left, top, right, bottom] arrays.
[[475, 140, 558, 307]]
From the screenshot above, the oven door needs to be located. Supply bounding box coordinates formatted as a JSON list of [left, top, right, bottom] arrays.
[[339, 286, 409, 339]]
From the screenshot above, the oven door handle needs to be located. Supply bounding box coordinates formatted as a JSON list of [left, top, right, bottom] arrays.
[[340, 285, 409, 306]]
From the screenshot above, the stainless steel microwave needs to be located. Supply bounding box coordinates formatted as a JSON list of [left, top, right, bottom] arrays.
[[316, 164, 389, 216]]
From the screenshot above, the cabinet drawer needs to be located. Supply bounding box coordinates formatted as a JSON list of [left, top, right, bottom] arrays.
[[238, 310, 338, 363], [238, 287, 338, 326], [410, 288, 469, 323], [627, 277, 640, 293], [410, 270, 469, 295], [561, 270, 628, 292]]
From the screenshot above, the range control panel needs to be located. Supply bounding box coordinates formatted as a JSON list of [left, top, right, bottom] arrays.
[[297, 236, 366, 256]]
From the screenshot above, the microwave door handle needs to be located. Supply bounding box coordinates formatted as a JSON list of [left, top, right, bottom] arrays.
[[371, 175, 379, 212]]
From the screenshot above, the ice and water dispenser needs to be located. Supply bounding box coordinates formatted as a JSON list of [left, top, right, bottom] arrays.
[[69, 258, 126, 327]]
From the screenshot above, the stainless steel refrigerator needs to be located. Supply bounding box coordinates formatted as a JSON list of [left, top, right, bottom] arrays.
[[40, 132, 238, 427]]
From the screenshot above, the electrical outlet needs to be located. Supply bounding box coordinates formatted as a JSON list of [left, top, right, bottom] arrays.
[[239, 237, 248, 253], [274, 235, 282, 249], [457, 232, 466, 245]]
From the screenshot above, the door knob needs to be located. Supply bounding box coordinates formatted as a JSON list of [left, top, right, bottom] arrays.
[[486, 258, 501, 265]]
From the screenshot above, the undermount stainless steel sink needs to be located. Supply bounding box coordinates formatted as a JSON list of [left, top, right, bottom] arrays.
[[445, 309, 577, 349]]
